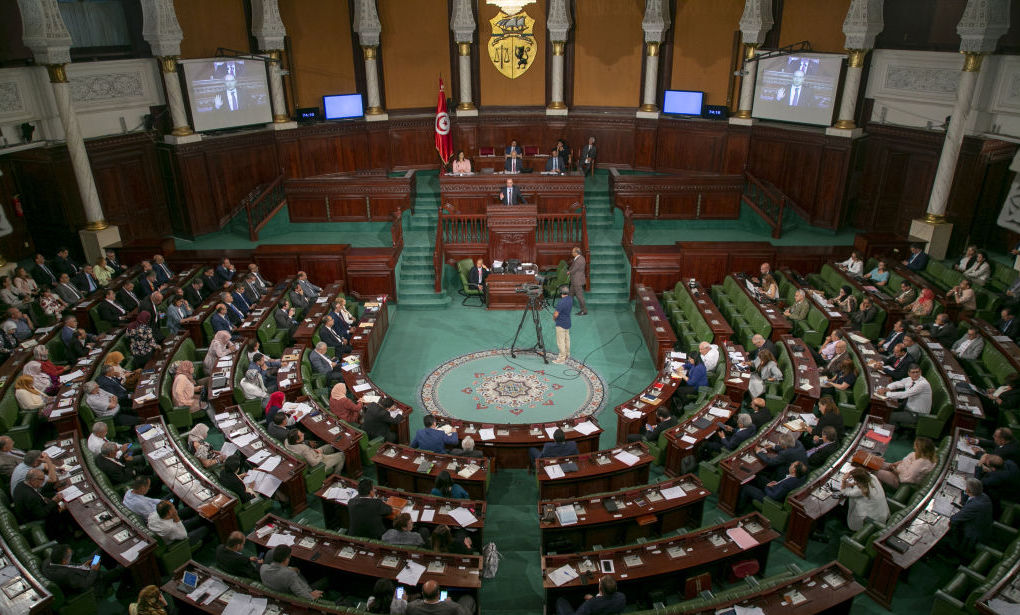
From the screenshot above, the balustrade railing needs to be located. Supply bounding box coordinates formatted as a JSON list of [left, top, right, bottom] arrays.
[[741, 172, 789, 239], [244, 174, 286, 242]]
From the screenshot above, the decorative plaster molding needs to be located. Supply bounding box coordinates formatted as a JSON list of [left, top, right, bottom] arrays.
[[140, 0, 183, 57], [547, 0, 572, 42], [17, 0, 72, 66], [738, 0, 773, 47], [883, 65, 961, 95], [842, 0, 883, 50], [0, 82, 25, 115], [450, 0, 476, 43], [641, 0, 671, 43], [353, 0, 382, 47], [251, 0, 287, 51], [957, 0, 1010, 54]]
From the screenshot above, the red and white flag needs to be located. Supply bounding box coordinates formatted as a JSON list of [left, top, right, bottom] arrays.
[[434, 78, 452, 164]]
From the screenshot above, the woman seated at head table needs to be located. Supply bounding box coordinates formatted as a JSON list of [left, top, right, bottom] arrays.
[[841, 467, 890, 530], [864, 260, 890, 286], [875, 436, 938, 489], [451, 151, 472, 174], [186, 423, 228, 468]]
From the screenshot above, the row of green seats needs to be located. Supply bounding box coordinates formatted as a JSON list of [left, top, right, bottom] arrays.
[[711, 276, 772, 348], [774, 271, 830, 347], [806, 264, 887, 340]]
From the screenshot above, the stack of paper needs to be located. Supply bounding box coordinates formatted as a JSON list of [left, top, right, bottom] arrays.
[[614, 450, 641, 466], [547, 564, 579, 587]]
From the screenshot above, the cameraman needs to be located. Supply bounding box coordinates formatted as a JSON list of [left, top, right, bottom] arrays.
[[553, 285, 572, 364]]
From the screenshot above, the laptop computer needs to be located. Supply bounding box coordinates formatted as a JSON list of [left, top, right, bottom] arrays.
[[177, 570, 199, 593]]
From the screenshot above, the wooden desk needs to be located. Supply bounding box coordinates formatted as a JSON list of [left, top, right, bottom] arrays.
[[967, 316, 1020, 373], [437, 416, 602, 470], [136, 418, 239, 540], [292, 282, 344, 346], [635, 285, 677, 367], [976, 557, 1020, 615], [783, 419, 895, 557], [44, 434, 159, 586], [440, 172, 584, 214], [234, 276, 295, 345], [163, 561, 352, 615], [485, 274, 538, 310], [780, 334, 821, 413], [290, 397, 364, 478], [867, 428, 976, 608], [0, 534, 52, 615], [608, 168, 744, 220], [702, 561, 864, 615], [316, 474, 486, 540], [728, 274, 793, 342], [467, 154, 550, 174], [284, 170, 416, 222], [373, 444, 490, 500], [779, 267, 848, 334], [536, 443, 653, 500], [274, 345, 305, 400], [844, 333, 899, 420], [348, 295, 389, 372], [341, 353, 412, 444], [614, 367, 678, 445], [538, 475, 708, 553], [916, 336, 985, 432], [130, 332, 189, 420], [207, 342, 246, 413], [41, 329, 125, 433], [722, 342, 752, 403], [716, 406, 802, 516], [213, 406, 307, 513], [680, 280, 733, 343], [248, 514, 483, 590], [542, 513, 778, 603], [663, 396, 740, 477]]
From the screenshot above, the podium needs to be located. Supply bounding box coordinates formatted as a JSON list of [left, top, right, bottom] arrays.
[[487, 204, 537, 263]]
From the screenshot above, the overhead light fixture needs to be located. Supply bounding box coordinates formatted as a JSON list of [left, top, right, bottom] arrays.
[[486, 0, 536, 15]]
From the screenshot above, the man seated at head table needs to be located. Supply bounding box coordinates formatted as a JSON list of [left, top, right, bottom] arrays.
[[468, 258, 489, 294], [545, 147, 566, 173], [500, 178, 525, 205], [579, 136, 597, 176], [504, 149, 523, 174]]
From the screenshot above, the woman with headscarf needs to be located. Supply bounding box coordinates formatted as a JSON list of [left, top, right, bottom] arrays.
[[32, 345, 66, 380], [186, 423, 225, 468], [23, 360, 57, 396], [125, 311, 157, 367], [264, 391, 291, 425], [104, 350, 140, 388], [329, 382, 363, 424], [14, 374, 50, 411], [203, 330, 236, 374], [172, 360, 207, 418], [907, 288, 935, 320], [239, 367, 269, 408], [0, 321, 17, 362]]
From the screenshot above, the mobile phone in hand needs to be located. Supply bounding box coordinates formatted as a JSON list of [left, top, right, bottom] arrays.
[[91, 554, 101, 566], [395, 586, 405, 600], [440, 590, 448, 601]]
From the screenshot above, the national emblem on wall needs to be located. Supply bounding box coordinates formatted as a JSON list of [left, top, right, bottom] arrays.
[[488, 10, 537, 79]]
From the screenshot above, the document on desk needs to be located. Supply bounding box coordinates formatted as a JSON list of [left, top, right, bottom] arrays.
[[265, 531, 296, 548], [121, 540, 147, 563], [59, 369, 84, 384], [545, 426, 559, 439], [660, 486, 686, 500], [223, 593, 267, 615], [219, 442, 239, 458], [547, 564, 579, 587], [421, 508, 436, 523], [574, 421, 598, 436], [449, 507, 478, 527], [247, 449, 271, 465], [680, 435, 698, 445], [397, 561, 427, 586], [725, 527, 759, 550], [622, 409, 643, 419], [233, 433, 258, 448], [708, 406, 730, 418], [478, 428, 496, 441], [544, 464, 565, 479], [258, 455, 281, 473], [614, 450, 641, 466], [353, 383, 372, 393], [957, 455, 979, 475], [59, 485, 84, 502], [42, 445, 64, 459]]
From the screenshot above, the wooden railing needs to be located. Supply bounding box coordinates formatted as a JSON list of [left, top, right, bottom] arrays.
[[434, 204, 488, 292], [622, 206, 635, 251], [244, 174, 286, 241], [741, 171, 789, 239], [391, 208, 403, 249]]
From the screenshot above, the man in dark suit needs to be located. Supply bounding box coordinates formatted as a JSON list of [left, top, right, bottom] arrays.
[[997, 308, 1019, 339], [545, 147, 565, 173], [309, 342, 343, 384], [96, 365, 130, 407], [137, 270, 159, 298], [878, 320, 906, 355], [221, 293, 245, 324], [318, 315, 349, 354], [211, 304, 233, 334], [555, 575, 625, 615], [568, 246, 587, 315], [202, 268, 223, 295], [140, 291, 163, 325], [777, 70, 818, 107], [747, 397, 773, 430], [500, 178, 524, 205], [96, 290, 129, 324], [878, 344, 912, 381], [184, 280, 204, 307], [247, 263, 270, 293], [755, 433, 807, 480], [504, 149, 523, 173], [702, 413, 756, 457], [627, 406, 676, 443], [467, 258, 489, 298], [240, 273, 261, 304], [739, 461, 807, 510], [152, 254, 174, 285], [289, 285, 310, 312], [748, 334, 779, 363], [976, 454, 1020, 515], [926, 313, 959, 348], [41, 544, 101, 593], [13, 468, 60, 522], [295, 272, 321, 299], [215, 258, 236, 285], [947, 478, 993, 558], [529, 428, 581, 465], [54, 273, 83, 304], [31, 253, 57, 288], [230, 288, 251, 314], [216, 531, 261, 579], [348, 478, 393, 540], [52, 247, 78, 278], [806, 426, 840, 469], [902, 244, 929, 271], [95, 441, 138, 485], [578, 136, 597, 176], [104, 250, 123, 275], [275, 299, 298, 336], [362, 397, 402, 443], [972, 427, 1020, 466], [117, 281, 142, 312]]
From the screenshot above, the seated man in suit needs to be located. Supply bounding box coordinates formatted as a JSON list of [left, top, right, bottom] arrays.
[[878, 320, 907, 355], [309, 341, 344, 385], [104, 249, 124, 275], [202, 268, 223, 295], [746, 397, 773, 431], [806, 426, 840, 469], [500, 178, 524, 205], [2, 308, 33, 341], [952, 327, 985, 360], [54, 273, 83, 304], [529, 428, 580, 465], [96, 364, 131, 407], [894, 281, 917, 307], [969, 427, 1020, 466], [296, 271, 321, 299], [902, 243, 929, 271], [251, 353, 281, 391], [210, 304, 233, 334], [136, 269, 160, 298], [467, 258, 489, 298], [184, 279, 204, 307], [73, 265, 100, 295], [0, 436, 24, 482], [925, 313, 958, 348], [555, 575, 625, 615], [290, 285, 310, 313], [739, 461, 807, 511], [12, 468, 60, 524], [545, 147, 566, 173], [996, 308, 1019, 339], [578, 136, 597, 176], [240, 273, 261, 304], [41, 543, 108, 594], [627, 406, 677, 443], [411, 415, 459, 454], [702, 413, 756, 457], [31, 253, 58, 288], [275, 299, 299, 337], [230, 287, 252, 314], [870, 343, 912, 381], [65, 328, 93, 362], [945, 478, 992, 559], [755, 432, 807, 480], [221, 293, 246, 324], [260, 545, 324, 601], [318, 315, 350, 354], [784, 289, 810, 321], [363, 397, 402, 443], [117, 281, 142, 312], [747, 334, 779, 364], [248, 263, 270, 292], [216, 531, 262, 580], [504, 140, 523, 156], [976, 453, 1020, 515], [504, 149, 523, 174], [96, 289, 129, 324], [215, 257, 236, 285], [95, 441, 141, 485], [52, 247, 78, 278], [152, 254, 174, 284]]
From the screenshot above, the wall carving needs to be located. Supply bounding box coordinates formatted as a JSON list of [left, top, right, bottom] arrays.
[[883, 66, 960, 95], [69, 72, 145, 103], [0, 82, 24, 115]]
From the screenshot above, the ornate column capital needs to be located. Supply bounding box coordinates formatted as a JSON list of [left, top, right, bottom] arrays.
[[842, 0, 883, 50], [140, 0, 183, 57], [962, 51, 985, 72], [450, 0, 476, 44], [362, 45, 378, 60], [17, 0, 72, 66], [45, 63, 67, 84], [846, 49, 868, 68], [738, 0, 773, 47], [957, 0, 1010, 54], [158, 55, 179, 73], [547, 0, 572, 43], [251, 0, 287, 51], [641, 0, 671, 44], [353, 0, 382, 47]]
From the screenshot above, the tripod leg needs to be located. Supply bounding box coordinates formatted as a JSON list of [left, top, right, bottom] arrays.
[[531, 304, 547, 363], [509, 301, 532, 358]]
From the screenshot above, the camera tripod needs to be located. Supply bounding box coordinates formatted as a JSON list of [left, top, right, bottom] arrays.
[[510, 293, 548, 363]]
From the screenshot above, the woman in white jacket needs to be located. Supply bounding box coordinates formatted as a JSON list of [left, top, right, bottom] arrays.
[[963, 251, 991, 286], [748, 349, 782, 398], [842, 468, 889, 531]]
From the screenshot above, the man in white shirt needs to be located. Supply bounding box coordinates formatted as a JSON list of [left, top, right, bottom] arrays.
[[87, 422, 141, 462], [123, 476, 161, 518], [698, 342, 720, 373], [952, 328, 986, 360], [0, 436, 25, 481], [10, 450, 57, 496], [147, 500, 209, 548], [85, 381, 120, 421], [878, 365, 933, 428]]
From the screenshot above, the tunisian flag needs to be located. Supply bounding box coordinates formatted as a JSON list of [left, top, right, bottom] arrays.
[[435, 78, 452, 164]]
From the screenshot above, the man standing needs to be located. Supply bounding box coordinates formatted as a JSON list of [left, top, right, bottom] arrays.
[[500, 178, 523, 205], [568, 246, 587, 315], [553, 285, 572, 364]]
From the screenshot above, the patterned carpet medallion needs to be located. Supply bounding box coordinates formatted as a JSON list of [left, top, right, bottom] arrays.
[[419, 349, 607, 424]]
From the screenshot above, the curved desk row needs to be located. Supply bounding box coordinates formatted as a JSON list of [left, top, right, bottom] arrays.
[[373, 443, 491, 500]]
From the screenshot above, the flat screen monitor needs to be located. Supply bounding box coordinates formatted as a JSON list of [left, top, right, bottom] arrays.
[[323, 94, 364, 120], [752, 53, 843, 126], [181, 58, 272, 132], [662, 90, 704, 116]]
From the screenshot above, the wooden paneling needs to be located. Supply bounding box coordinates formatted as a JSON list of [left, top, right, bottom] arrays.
[[610, 169, 742, 220], [176, 0, 249, 59], [379, 0, 450, 110], [87, 133, 171, 243], [345, 248, 398, 299], [655, 119, 729, 173], [283, 171, 415, 222], [572, 0, 643, 108], [253, 244, 347, 287]]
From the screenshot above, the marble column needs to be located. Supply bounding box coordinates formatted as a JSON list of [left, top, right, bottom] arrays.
[[833, 49, 867, 130], [733, 44, 757, 120], [548, 42, 567, 115], [262, 50, 287, 122], [639, 42, 660, 113], [158, 56, 192, 136], [456, 43, 476, 112], [47, 64, 106, 230], [363, 45, 387, 120]]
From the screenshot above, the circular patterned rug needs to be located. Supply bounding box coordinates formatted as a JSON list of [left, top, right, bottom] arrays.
[[419, 349, 607, 424]]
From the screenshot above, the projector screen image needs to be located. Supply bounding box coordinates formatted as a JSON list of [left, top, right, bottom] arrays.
[[182, 59, 272, 132], [662, 90, 704, 115], [752, 54, 843, 127], [323, 94, 364, 120]]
